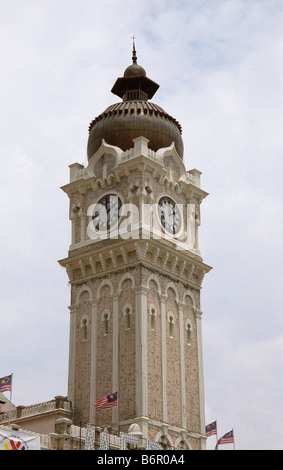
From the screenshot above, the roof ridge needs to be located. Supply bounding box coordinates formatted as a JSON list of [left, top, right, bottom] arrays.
[[88, 101, 182, 134]]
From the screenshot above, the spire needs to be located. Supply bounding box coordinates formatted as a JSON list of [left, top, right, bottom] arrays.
[[132, 35, 137, 64], [111, 40, 159, 101]]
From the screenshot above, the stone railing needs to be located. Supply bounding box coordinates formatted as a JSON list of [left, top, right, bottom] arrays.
[[0, 396, 71, 423]]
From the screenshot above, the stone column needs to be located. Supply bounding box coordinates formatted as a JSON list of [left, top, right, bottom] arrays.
[[177, 301, 187, 429], [89, 300, 98, 424], [112, 291, 119, 428], [160, 294, 167, 423], [135, 285, 148, 418], [193, 307, 206, 449], [70, 216, 76, 245], [67, 305, 77, 404], [80, 211, 87, 242]]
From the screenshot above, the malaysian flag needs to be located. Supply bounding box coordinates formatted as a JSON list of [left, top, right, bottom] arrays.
[[215, 430, 234, 449], [206, 420, 217, 437], [0, 375, 12, 393], [95, 392, 118, 411]]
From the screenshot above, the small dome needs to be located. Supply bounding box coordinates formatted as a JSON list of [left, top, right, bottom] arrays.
[[128, 423, 143, 436], [87, 42, 184, 160], [87, 101, 183, 160], [124, 63, 146, 78]]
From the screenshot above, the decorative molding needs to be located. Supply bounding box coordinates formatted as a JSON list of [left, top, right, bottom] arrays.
[[96, 279, 114, 300], [61, 137, 209, 205], [120, 246, 128, 264], [118, 272, 135, 294], [99, 253, 107, 271], [79, 259, 86, 277], [89, 256, 96, 274], [59, 239, 211, 292], [110, 249, 118, 268]]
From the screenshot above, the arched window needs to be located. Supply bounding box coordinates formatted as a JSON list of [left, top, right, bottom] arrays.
[[80, 316, 89, 341], [101, 310, 110, 336], [159, 435, 170, 450], [168, 314, 174, 338], [151, 309, 155, 330], [149, 304, 157, 331], [176, 439, 189, 450], [186, 321, 192, 345], [125, 308, 131, 330], [123, 304, 132, 330], [103, 313, 109, 335], [82, 319, 87, 340]]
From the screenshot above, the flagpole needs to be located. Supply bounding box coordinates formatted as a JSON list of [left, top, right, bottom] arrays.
[[233, 428, 235, 450], [116, 391, 119, 433], [8, 373, 13, 427], [216, 420, 218, 446]]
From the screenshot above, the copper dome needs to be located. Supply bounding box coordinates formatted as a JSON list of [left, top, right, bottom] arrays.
[[123, 62, 146, 78], [87, 44, 184, 160]]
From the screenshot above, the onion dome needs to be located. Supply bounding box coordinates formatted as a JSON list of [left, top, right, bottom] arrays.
[[87, 41, 184, 160]]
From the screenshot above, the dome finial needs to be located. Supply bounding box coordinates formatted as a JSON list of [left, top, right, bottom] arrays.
[[131, 35, 137, 64]]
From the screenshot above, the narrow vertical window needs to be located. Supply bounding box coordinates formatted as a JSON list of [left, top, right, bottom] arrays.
[[101, 310, 110, 336], [104, 313, 109, 335], [150, 308, 156, 330], [125, 308, 131, 330], [186, 323, 192, 345], [82, 318, 87, 341], [169, 315, 174, 338]]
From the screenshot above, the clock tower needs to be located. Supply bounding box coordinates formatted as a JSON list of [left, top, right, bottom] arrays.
[[59, 43, 212, 450]]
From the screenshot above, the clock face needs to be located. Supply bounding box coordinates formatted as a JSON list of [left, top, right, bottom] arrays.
[[158, 196, 182, 235], [92, 194, 122, 232]]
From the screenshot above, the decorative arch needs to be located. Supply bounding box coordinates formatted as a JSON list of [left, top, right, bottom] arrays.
[[165, 281, 179, 301], [96, 279, 114, 300], [100, 308, 111, 322], [167, 311, 175, 338], [75, 285, 93, 305], [118, 272, 135, 294], [70, 203, 81, 219], [80, 314, 89, 341], [149, 303, 158, 317], [122, 303, 132, 330], [146, 273, 161, 297], [87, 139, 122, 177], [154, 430, 174, 450], [185, 319, 193, 345], [175, 435, 192, 450], [156, 142, 187, 179], [101, 309, 111, 335], [149, 303, 157, 330], [182, 289, 196, 308], [122, 303, 132, 315]]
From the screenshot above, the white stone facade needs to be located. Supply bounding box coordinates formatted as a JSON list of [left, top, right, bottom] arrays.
[[59, 136, 212, 450]]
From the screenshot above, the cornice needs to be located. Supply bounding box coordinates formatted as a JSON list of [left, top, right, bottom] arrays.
[[61, 138, 207, 202], [58, 238, 212, 289]]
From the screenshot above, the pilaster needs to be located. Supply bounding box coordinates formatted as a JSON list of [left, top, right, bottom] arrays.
[[135, 285, 148, 418], [160, 293, 167, 423], [67, 305, 77, 404], [89, 300, 98, 424], [193, 307, 206, 448], [177, 301, 186, 429], [112, 291, 119, 427]]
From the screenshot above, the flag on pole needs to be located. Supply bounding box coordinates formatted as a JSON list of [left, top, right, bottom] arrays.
[[215, 430, 234, 449], [95, 392, 118, 411], [206, 421, 217, 437], [0, 375, 12, 393]]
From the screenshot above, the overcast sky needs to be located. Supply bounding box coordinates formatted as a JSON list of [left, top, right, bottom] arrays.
[[0, 0, 282, 450]]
